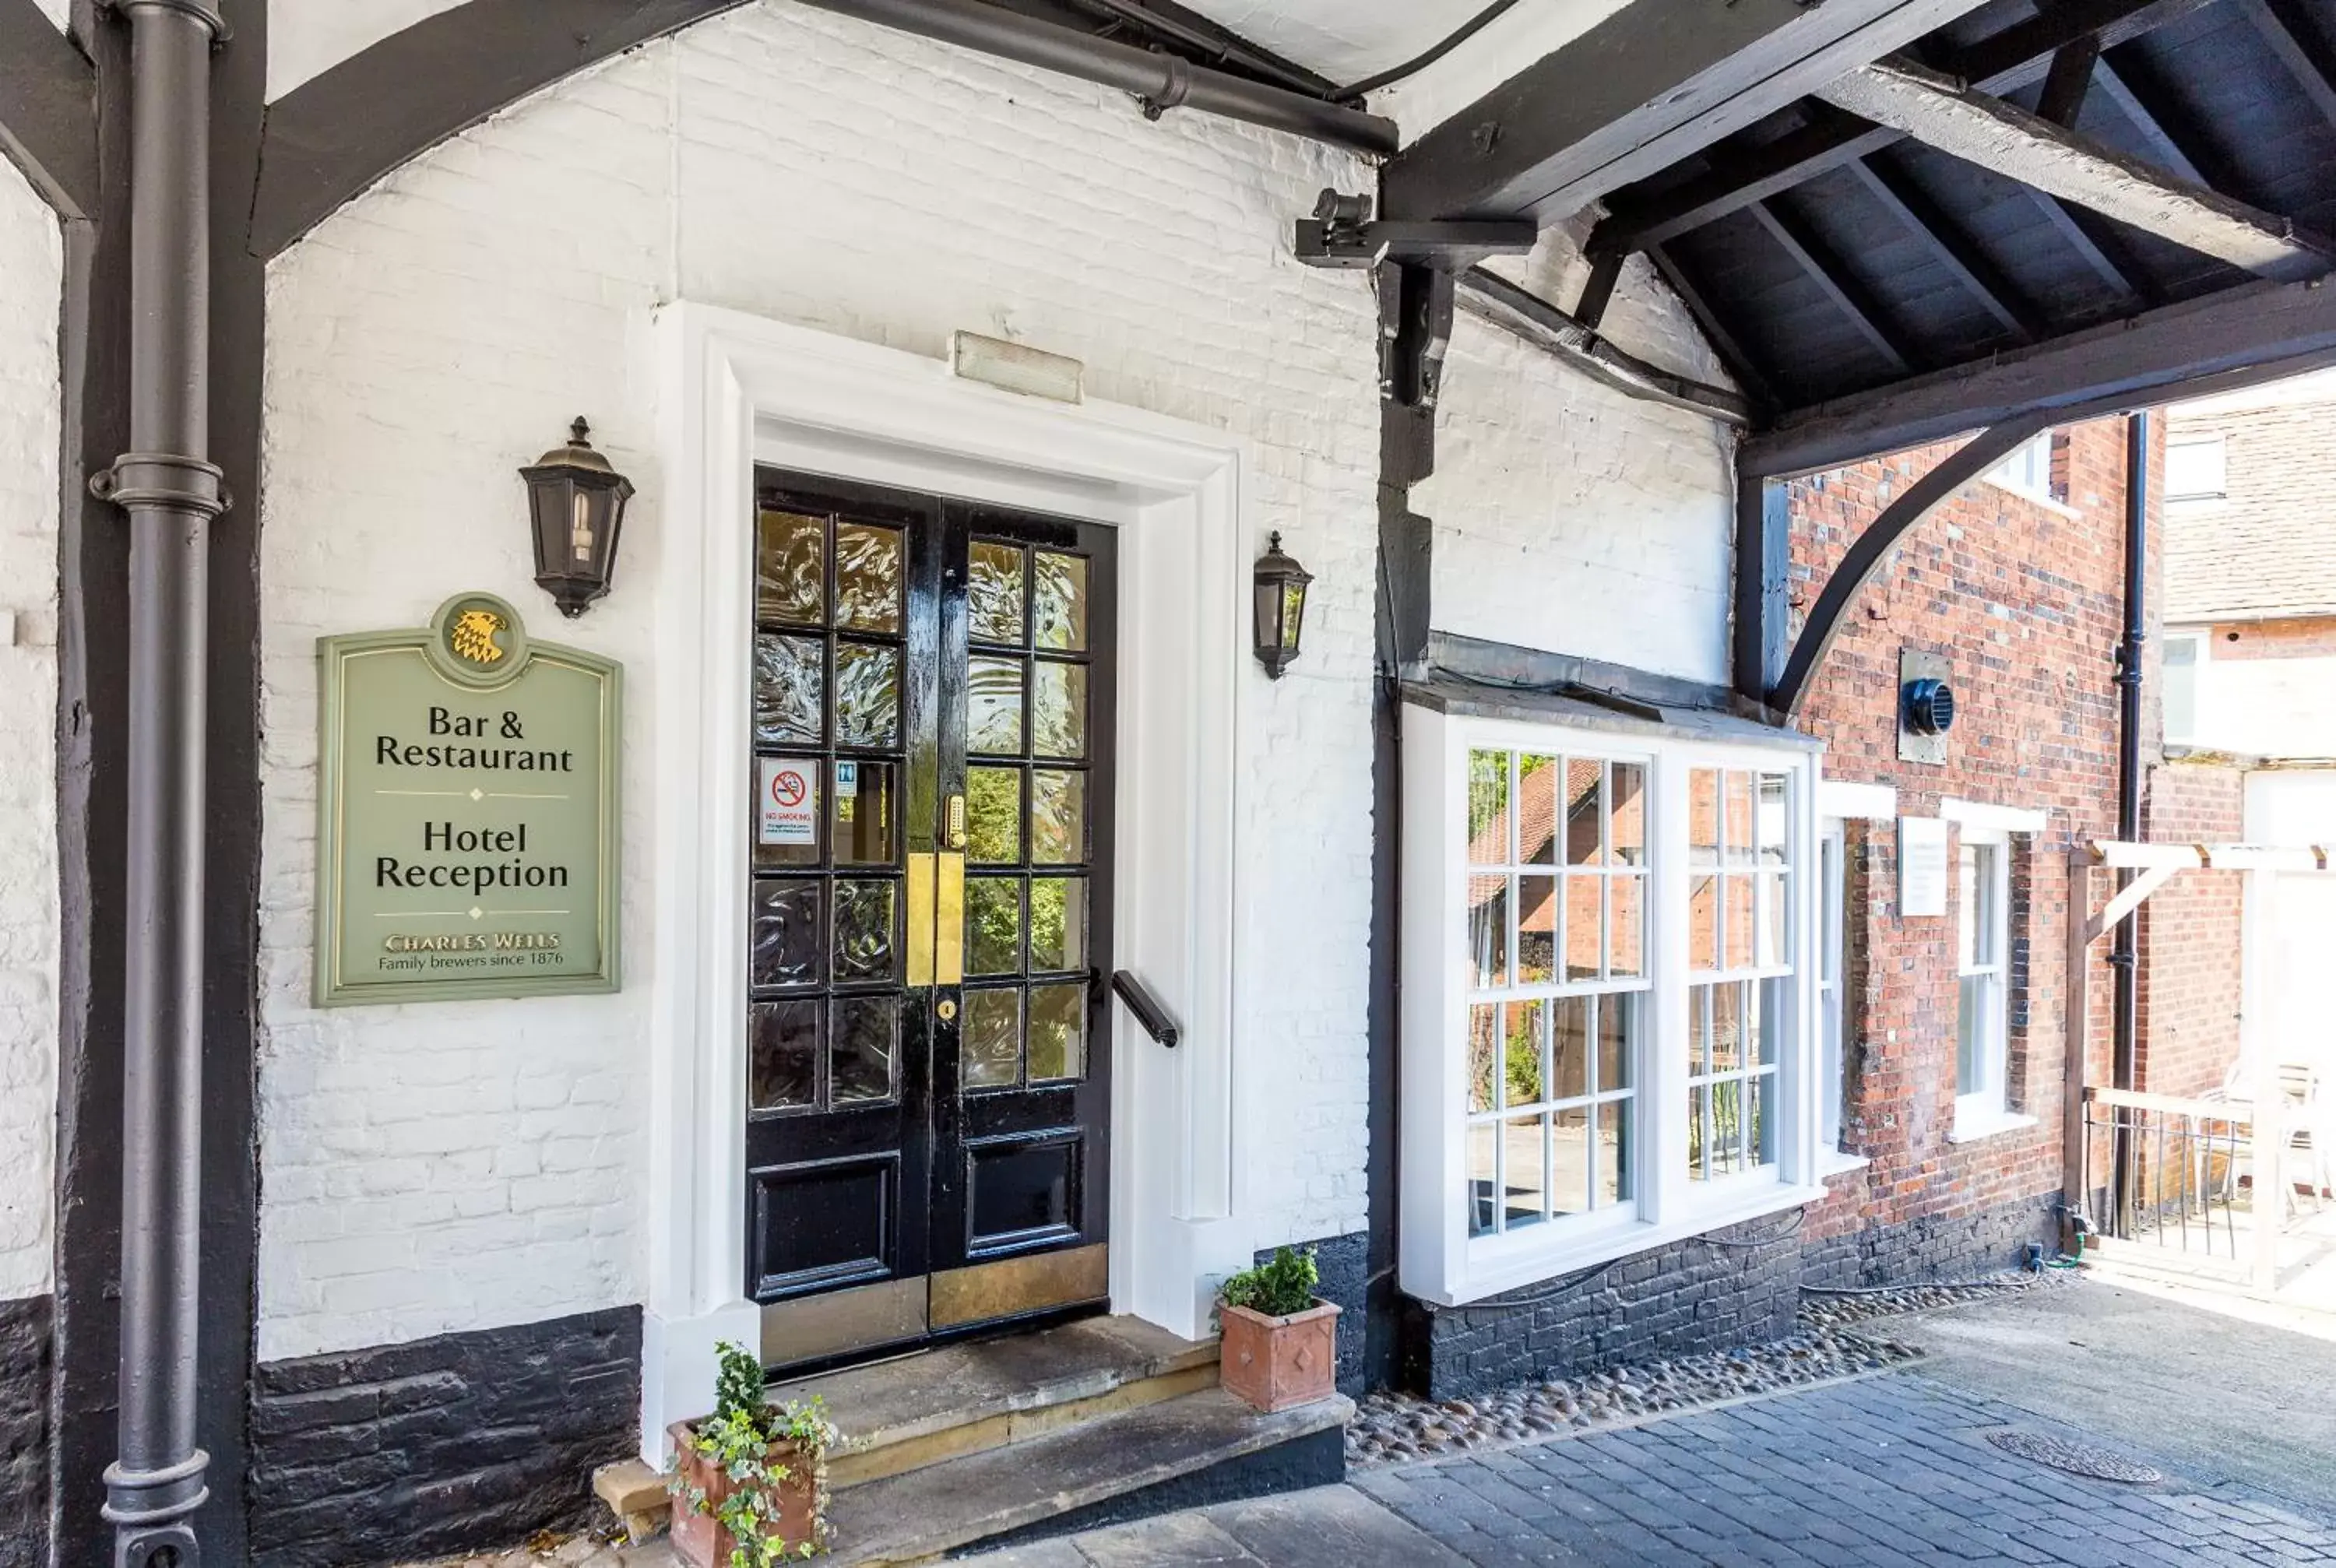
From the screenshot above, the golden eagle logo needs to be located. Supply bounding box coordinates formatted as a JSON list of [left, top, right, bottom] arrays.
[[449, 608, 506, 666]]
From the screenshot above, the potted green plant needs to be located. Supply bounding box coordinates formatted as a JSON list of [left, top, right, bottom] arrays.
[[668, 1341, 840, 1566], [1215, 1246, 1340, 1412]]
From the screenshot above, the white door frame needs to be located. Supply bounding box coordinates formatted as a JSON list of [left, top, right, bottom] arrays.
[[638, 303, 1256, 1454]]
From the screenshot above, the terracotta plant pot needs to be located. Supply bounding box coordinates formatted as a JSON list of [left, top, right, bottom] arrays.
[[1218, 1299, 1341, 1412], [667, 1419, 825, 1566]]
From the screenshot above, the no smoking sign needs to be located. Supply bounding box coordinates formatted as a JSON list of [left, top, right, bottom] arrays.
[[758, 758, 819, 846]]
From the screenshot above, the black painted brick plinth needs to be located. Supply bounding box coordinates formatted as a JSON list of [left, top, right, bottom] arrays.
[[248, 1305, 641, 1568], [1799, 1190, 2063, 1289], [1400, 1214, 1803, 1402], [1252, 1232, 1370, 1397], [0, 1294, 51, 1568]]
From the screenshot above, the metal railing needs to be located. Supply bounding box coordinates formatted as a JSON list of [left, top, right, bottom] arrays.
[[2081, 1087, 2258, 1261]]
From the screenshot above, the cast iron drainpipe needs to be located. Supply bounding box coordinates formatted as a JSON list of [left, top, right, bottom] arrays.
[[88, 0, 230, 1563], [790, 0, 1398, 155], [2109, 409, 2149, 1232]]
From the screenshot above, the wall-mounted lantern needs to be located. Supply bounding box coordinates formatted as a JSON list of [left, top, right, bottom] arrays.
[[519, 418, 634, 618], [1252, 533, 1313, 680]]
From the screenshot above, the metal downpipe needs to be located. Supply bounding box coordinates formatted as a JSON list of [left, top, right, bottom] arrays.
[[2109, 410, 2148, 1233], [790, 0, 1398, 155], [93, 1, 229, 1563]]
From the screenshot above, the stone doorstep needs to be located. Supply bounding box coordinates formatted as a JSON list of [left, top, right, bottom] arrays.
[[591, 1459, 668, 1547], [593, 1315, 1224, 1542], [825, 1387, 1355, 1566], [777, 1315, 1220, 1488]]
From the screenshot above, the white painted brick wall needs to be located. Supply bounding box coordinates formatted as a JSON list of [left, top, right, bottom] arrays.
[[1426, 230, 1737, 686], [259, 1, 1733, 1358], [0, 155, 62, 1303]]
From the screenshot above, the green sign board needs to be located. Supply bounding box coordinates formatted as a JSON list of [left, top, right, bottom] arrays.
[[315, 592, 621, 1006]]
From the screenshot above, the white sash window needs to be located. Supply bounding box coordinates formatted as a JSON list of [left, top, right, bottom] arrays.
[[1402, 703, 1826, 1306]]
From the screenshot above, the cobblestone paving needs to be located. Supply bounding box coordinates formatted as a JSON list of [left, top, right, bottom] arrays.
[[1346, 1271, 2067, 1468], [973, 1371, 2336, 1566], [1353, 1374, 2336, 1567]]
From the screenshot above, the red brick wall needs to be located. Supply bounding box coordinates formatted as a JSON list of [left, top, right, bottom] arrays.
[[2136, 761, 2246, 1099], [1787, 417, 2141, 1250]]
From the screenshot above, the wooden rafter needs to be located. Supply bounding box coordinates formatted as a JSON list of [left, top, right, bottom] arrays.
[[1645, 244, 1780, 412], [1818, 59, 2333, 279], [1587, 0, 2217, 255], [2239, 0, 2336, 131], [1571, 252, 1624, 330], [1378, 0, 1992, 223], [1748, 196, 1920, 372], [2095, 48, 2255, 200], [2036, 36, 2102, 125], [1845, 155, 2045, 338]]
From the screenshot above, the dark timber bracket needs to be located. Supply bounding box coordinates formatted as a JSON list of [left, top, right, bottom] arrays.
[[1296, 189, 1536, 272], [1764, 418, 2049, 719], [0, 0, 100, 218], [1378, 261, 1453, 673]]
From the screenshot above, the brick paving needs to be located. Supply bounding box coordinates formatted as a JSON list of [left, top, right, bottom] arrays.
[[971, 1372, 2336, 1566]]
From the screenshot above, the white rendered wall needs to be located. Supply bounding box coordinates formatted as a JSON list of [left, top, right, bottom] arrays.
[[1425, 233, 1737, 686], [0, 155, 62, 1302], [2183, 645, 2336, 761], [256, 0, 1736, 1359]]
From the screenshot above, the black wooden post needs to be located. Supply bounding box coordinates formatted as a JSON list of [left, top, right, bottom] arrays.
[[1732, 467, 1790, 713]]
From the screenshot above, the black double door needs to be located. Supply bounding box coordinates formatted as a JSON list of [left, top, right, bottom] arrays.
[[743, 470, 1116, 1369]]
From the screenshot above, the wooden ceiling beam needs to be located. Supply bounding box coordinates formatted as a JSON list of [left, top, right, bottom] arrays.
[[1818, 58, 2333, 279], [1588, 0, 2217, 255], [1740, 273, 2336, 476], [1377, 0, 1991, 223], [1846, 155, 2046, 338], [1748, 196, 1920, 373]]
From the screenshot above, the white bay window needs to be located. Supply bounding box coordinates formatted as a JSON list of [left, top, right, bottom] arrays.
[[1403, 700, 1825, 1306]]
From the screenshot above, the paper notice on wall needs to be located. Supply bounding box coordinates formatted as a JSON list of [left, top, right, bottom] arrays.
[[1899, 816, 1948, 918], [759, 758, 818, 846]]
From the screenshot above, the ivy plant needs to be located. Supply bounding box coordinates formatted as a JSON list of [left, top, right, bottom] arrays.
[[1218, 1245, 1321, 1318], [670, 1341, 842, 1566]]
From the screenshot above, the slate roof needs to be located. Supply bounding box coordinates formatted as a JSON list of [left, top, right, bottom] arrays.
[[2165, 373, 2336, 621]]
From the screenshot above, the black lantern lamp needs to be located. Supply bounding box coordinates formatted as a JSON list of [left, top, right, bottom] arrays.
[[1252, 532, 1313, 679], [519, 417, 634, 618]]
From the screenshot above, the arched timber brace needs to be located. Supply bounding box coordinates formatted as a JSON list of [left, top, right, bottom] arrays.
[[251, 0, 1395, 259], [1761, 417, 2052, 719]]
